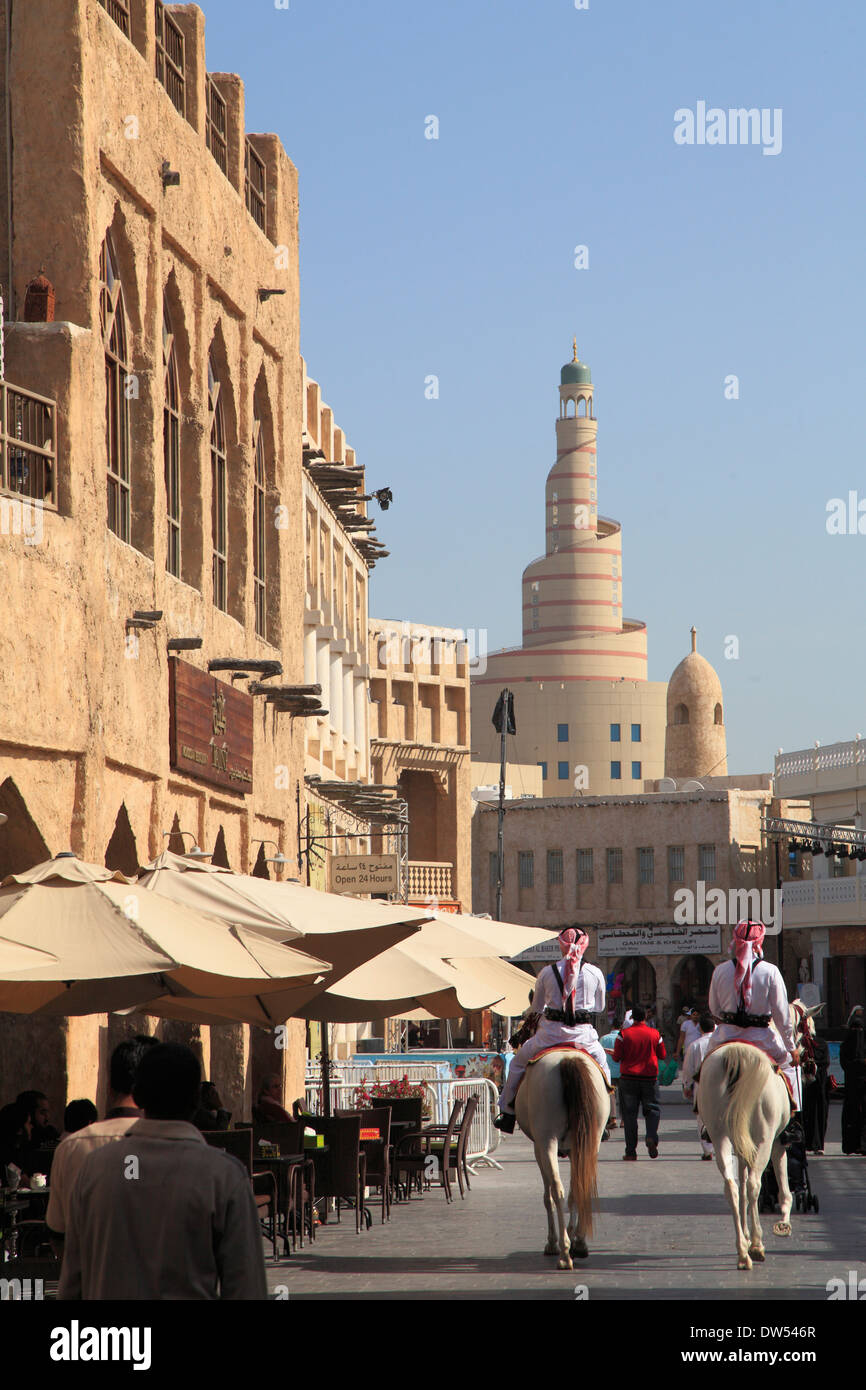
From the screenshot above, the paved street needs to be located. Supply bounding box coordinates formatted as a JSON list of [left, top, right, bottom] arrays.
[[268, 1098, 865, 1300]]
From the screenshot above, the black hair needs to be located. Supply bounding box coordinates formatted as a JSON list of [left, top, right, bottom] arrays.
[[64, 1099, 98, 1133], [699, 1013, 715, 1034], [15, 1090, 46, 1123], [632, 1004, 647, 1023], [109, 1034, 160, 1097], [132, 1043, 201, 1121]]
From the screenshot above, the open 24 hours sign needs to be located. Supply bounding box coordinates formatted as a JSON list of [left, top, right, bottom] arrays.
[[329, 854, 400, 895]]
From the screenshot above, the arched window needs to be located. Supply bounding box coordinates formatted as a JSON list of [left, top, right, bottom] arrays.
[[163, 297, 181, 577], [252, 416, 267, 638], [209, 354, 227, 611], [578, 397, 587, 417], [674, 703, 689, 725], [100, 234, 131, 541], [566, 398, 575, 418], [714, 702, 723, 725]]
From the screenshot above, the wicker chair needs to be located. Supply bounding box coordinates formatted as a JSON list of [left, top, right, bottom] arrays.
[[336, 1106, 393, 1223], [253, 1119, 315, 1250], [313, 1115, 368, 1234], [393, 1097, 465, 1203], [200, 1128, 278, 1257]]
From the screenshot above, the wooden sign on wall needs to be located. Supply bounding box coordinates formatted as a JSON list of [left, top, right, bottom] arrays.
[[169, 658, 253, 794]]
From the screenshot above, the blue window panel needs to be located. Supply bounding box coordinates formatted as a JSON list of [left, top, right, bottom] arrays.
[[632, 761, 642, 779], [610, 723, 621, 742], [538, 761, 548, 780], [558, 761, 569, 780], [631, 724, 641, 742], [610, 761, 622, 779], [557, 723, 569, 743]]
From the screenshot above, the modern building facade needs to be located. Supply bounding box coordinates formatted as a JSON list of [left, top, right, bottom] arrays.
[[774, 739, 866, 1027]]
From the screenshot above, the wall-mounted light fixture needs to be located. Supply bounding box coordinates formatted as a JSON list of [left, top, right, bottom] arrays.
[[162, 829, 212, 860], [161, 161, 181, 188], [258, 288, 286, 303]]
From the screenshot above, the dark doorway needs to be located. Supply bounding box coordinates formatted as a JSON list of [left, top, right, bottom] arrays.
[[105, 803, 139, 877]]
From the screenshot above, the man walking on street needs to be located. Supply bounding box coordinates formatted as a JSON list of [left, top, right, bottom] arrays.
[[613, 1004, 666, 1160]]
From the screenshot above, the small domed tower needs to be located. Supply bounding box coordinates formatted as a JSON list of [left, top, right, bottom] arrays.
[[664, 628, 727, 780]]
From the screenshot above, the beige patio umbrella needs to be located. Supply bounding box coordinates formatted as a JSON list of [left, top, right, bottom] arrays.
[[0, 854, 331, 1015], [122, 917, 543, 1026], [135, 850, 430, 1013]]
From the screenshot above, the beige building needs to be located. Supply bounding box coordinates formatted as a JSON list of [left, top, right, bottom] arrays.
[[0, 0, 315, 1120], [472, 785, 798, 1034], [774, 739, 866, 1026], [369, 619, 472, 913]]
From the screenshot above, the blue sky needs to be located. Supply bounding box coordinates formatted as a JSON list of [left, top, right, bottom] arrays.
[[201, 0, 866, 773]]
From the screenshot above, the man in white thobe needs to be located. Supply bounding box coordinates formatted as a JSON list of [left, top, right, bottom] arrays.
[[682, 1013, 716, 1157], [705, 919, 801, 1143], [495, 928, 609, 1133]]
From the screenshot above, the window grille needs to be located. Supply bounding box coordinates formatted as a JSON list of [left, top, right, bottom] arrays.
[[206, 77, 228, 175], [668, 846, 685, 883], [638, 846, 654, 885], [577, 849, 594, 884], [607, 848, 623, 884], [163, 300, 181, 577], [209, 356, 227, 612], [253, 421, 267, 638], [100, 236, 131, 542], [98, 0, 131, 38], [245, 142, 267, 233], [155, 2, 186, 117], [518, 851, 534, 889]]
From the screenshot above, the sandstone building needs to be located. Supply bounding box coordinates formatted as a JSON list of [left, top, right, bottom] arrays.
[[0, 0, 314, 1119]]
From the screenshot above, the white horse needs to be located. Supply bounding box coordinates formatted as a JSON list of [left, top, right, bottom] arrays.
[[515, 1049, 610, 1270], [698, 1041, 793, 1270]]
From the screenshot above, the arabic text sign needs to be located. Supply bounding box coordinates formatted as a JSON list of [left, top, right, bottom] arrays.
[[597, 925, 721, 957], [329, 854, 400, 896]]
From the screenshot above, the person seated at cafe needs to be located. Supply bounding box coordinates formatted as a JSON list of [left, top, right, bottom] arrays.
[[0, 1100, 30, 1180], [17, 1090, 60, 1145], [191, 1081, 231, 1132], [253, 1073, 291, 1124], [63, 1100, 98, 1136], [47, 1034, 159, 1238]]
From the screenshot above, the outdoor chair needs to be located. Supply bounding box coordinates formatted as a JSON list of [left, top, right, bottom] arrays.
[[393, 1097, 465, 1203], [314, 1115, 368, 1234], [450, 1095, 479, 1197], [337, 1106, 393, 1223], [253, 1119, 316, 1250], [201, 1128, 278, 1257]]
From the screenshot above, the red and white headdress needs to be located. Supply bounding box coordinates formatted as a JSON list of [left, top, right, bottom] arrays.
[[731, 919, 765, 1008], [558, 928, 589, 1012]]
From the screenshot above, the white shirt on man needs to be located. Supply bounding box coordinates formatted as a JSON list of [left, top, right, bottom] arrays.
[[532, 959, 606, 1016], [708, 959, 795, 1053]]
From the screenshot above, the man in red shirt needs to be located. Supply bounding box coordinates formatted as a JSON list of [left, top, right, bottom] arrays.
[[613, 1004, 666, 1160]]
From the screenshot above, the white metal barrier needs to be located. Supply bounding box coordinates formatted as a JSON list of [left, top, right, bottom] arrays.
[[305, 1061, 444, 1088], [302, 1076, 502, 1170]]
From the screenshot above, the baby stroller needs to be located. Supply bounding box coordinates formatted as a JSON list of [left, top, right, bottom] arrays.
[[758, 1136, 819, 1215]]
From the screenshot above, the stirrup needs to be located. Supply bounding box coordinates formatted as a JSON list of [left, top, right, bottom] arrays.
[[778, 1113, 803, 1148], [494, 1112, 516, 1133]]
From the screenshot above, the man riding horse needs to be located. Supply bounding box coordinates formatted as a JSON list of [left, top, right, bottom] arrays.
[[495, 927, 611, 1133], [705, 919, 802, 1146]]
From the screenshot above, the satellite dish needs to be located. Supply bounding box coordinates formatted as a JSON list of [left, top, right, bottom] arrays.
[[681, 779, 705, 791], [657, 778, 677, 792]]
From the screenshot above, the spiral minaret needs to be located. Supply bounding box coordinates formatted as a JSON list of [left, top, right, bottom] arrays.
[[472, 342, 666, 795]]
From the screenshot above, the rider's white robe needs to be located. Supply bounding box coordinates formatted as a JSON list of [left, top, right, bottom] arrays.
[[499, 961, 610, 1112], [706, 959, 797, 1096]]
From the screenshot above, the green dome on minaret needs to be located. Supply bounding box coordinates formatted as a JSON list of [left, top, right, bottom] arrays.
[[561, 336, 592, 385]]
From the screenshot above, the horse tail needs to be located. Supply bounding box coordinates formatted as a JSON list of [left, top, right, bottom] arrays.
[[719, 1045, 771, 1169], [560, 1054, 599, 1239]]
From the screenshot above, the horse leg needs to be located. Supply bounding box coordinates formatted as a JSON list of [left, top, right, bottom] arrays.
[[715, 1136, 752, 1270], [770, 1139, 793, 1237], [536, 1139, 571, 1269], [745, 1157, 767, 1261]]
